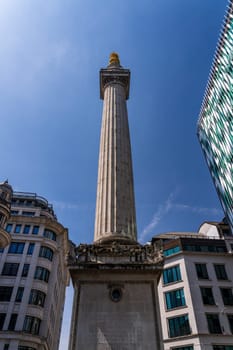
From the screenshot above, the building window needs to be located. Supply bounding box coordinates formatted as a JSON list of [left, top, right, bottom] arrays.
[[22, 211, 35, 217], [168, 314, 191, 338], [2, 263, 19, 276], [220, 288, 233, 305], [195, 263, 209, 279], [0, 286, 13, 301], [32, 226, 39, 235], [214, 264, 228, 280], [5, 224, 12, 233], [200, 287, 215, 305], [22, 264, 30, 277], [8, 313, 17, 330], [15, 287, 24, 302], [172, 347, 193, 350], [11, 210, 18, 215], [18, 347, 36, 350], [23, 225, 30, 234], [27, 243, 35, 255], [29, 289, 46, 307], [163, 265, 181, 284], [43, 229, 56, 241], [23, 316, 41, 335], [39, 246, 54, 261], [3, 344, 9, 350], [8, 242, 25, 254], [34, 266, 50, 283], [164, 246, 181, 257], [227, 314, 233, 334], [206, 313, 222, 334], [165, 288, 186, 310], [213, 346, 233, 350], [14, 224, 22, 234], [0, 313, 6, 330]]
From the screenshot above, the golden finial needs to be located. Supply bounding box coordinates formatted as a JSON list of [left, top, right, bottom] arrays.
[[109, 52, 120, 65]]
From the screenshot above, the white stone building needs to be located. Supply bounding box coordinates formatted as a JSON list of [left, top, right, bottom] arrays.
[[156, 221, 233, 350], [0, 190, 69, 350]]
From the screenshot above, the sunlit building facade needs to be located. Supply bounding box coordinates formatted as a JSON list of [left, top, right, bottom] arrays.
[[0, 190, 69, 350], [197, 0, 233, 232]]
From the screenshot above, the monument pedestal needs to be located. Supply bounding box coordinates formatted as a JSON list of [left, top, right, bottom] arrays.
[[68, 241, 163, 350]]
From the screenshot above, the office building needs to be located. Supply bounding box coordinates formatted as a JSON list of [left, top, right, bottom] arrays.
[[197, 0, 233, 232], [0, 189, 69, 350], [155, 220, 233, 350]]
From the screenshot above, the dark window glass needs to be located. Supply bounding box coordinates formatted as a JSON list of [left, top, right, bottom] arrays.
[[2, 263, 19, 276], [39, 246, 54, 261], [168, 314, 191, 337], [8, 313, 17, 330], [43, 229, 56, 241], [29, 289, 46, 307], [0, 313, 6, 330], [22, 264, 30, 277], [5, 224, 12, 233], [32, 226, 39, 235], [15, 287, 24, 302], [23, 316, 41, 335], [195, 263, 209, 279], [0, 247, 4, 253], [11, 210, 18, 215], [8, 242, 25, 254], [0, 286, 13, 301], [163, 265, 181, 284], [3, 344, 9, 350], [27, 243, 35, 255], [34, 266, 50, 283], [22, 211, 35, 217], [213, 346, 233, 350], [206, 313, 222, 334], [18, 347, 36, 350], [214, 264, 228, 280], [23, 225, 30, 234], [200, 287, 215, 305], [220, 288, 233, 305], [165, 288, 186, 309], [14, 224, 21, 233], [228, 314, 233, 334], [164, 246, 181, 257]]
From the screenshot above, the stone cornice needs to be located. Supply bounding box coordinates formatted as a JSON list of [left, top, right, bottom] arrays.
[[100, 68, 130, 100]]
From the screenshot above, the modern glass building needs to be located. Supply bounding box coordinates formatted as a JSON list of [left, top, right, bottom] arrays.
[[197, 0, 233, 232]]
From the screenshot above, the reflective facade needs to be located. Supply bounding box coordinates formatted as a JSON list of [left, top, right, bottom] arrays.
[[197, 0, 233, 231]]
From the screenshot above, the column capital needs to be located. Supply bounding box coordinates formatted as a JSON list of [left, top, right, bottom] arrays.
[[100, 67, 130, 100]]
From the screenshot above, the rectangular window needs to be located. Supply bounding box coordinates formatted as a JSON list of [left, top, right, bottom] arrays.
[[18, 347, 36, 350], [22, 211, 35, 216], [23, 316, 41, 335], [32, 226, 39, 235], [165, 288, 186, 310], [214, 264, 228, 280], [195, 263, 209, 279], [8, 313, 17, 330], [8, 242, 25, 254], [227, 314, 233, 334], [5, 224, 12, 233], [220, 288, 233, 305], [22, 264, 30, 277], [15, 287, 24, 302], [200, 287, 215, 305], [39, 246, 54, 261], [0, 313, 6, 330], [213, 346, 233, 350], [206, 313, 222, 334], [172, 347, 193, 350], [163, 265, 181, 284], [164, 246, 181, 257], [27, 243, 35, 255], [168, 314, 191, 338], [2, 263, 19, 276], [23, 225, 30, 234], [29, 289, 46, 307], [43, 229, 56, 241], [34, 266, 50, 283], [14, 224, 22, 234], [3, 344, 9, 350], [0, 286, 13, 301]]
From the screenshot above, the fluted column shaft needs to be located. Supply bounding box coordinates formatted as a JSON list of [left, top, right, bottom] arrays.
[[94, 76, 137, 243]]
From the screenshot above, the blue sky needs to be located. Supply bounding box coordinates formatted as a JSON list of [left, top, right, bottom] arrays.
[[0, 0, 228, 348]]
